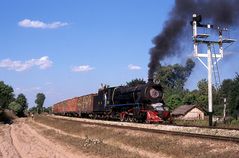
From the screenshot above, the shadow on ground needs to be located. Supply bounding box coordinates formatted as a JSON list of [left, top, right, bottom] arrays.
[[0, 110, 17, 124]]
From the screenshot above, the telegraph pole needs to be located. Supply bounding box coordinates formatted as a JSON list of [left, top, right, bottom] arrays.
[[191, 14, 235, 126]]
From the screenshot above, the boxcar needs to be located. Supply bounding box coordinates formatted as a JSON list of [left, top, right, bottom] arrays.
[[78, 94, 97, 116], [53, 94, 97, 117]]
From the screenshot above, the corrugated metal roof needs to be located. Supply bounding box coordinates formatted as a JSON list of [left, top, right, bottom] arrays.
[[172, 105, 197, 116]]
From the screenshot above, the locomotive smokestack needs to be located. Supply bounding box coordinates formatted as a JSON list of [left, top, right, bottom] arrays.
[[148, 0, 239, 79]]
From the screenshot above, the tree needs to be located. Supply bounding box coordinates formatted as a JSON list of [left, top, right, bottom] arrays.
[[194, 79, 208, 109], [230, 74, 239, 118], [154, 58, 195, 91], [29, 106, 38, 113], [35, 93, 46, 114], [16, 93, 28, 116], [182, 93, 197, 105], [8, 101, 21, 114], [166, 94, 183, 110], [197, 79, 208, 95], [126, 78, 146, 87], [153, 59, 195, 109], [43, 106, 52, 114], [234, 97, 239, 119], [0, 81, 14, 110], [197, 95, 208, 109], [219, 74, 239, 118], [220, 79, 233, 97]]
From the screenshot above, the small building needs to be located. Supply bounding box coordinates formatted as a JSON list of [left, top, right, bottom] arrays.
[[172, 105, 205, 120]]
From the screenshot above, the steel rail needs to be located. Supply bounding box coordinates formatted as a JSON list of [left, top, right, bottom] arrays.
[[164, 123, 239, 131], [48, 115, 239, 143]]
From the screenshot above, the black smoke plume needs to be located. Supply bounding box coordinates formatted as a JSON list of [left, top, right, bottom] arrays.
[[148, 0, 239, 79]]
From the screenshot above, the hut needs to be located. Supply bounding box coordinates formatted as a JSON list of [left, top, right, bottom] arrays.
[[172, 105, 205, 120]]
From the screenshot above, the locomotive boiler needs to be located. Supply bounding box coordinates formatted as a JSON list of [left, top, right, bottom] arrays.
[[111, 79, 164, 105]]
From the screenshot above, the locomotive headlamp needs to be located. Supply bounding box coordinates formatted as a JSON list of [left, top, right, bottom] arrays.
[[149, 88, 160, 98]]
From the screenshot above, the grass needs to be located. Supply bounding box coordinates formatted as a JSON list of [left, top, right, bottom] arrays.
[[174, 119, 239, 128], [31, 115, 239, 158], [41, 129, 140, 158], [174, 119, 209, 126], [31, 117, 142, 158]]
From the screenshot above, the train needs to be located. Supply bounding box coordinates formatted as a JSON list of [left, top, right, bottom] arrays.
[[52, 79, 171, 123]]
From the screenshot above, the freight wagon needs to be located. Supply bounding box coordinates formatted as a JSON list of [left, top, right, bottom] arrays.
[[52, 94, 96, 116]]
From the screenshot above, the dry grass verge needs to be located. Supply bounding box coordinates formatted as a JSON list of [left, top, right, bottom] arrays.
[[31, 115, 239, 158], [29, 120, 142, 158]]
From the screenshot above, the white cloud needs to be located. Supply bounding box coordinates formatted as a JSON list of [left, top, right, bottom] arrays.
[[45, 82, 52, 85], [0, 56, 53, 72], [32, 86, 42, 91], [15, 87, 21, 91], [128, 64, 141, 70], [71, 65, 94, 72], [224, 51, 237, 56], [14, 86, 41, 93], [18, 19, 68, 29]]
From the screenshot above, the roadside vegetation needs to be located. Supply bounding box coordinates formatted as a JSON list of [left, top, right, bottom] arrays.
[[1, 58, 239, 124], [0, 81, 47, 123], [31, 115, 239, 158], [29, 93, 49, 114], [128, 58, 239, 121]]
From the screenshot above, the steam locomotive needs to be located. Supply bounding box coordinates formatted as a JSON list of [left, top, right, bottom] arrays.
[[53, 79, 170, 123]]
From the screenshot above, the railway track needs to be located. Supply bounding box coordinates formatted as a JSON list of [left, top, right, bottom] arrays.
[[49, 115, 239, 143], [164, 123, 239, 131]]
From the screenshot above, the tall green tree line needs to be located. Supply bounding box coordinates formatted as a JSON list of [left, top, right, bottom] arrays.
[[0, 81, 48, 116], [127, 58, 239, 118]]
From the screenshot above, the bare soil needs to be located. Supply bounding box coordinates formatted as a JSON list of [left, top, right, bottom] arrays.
[[0, 115, 239, 158], [0, 118, 90, 158]]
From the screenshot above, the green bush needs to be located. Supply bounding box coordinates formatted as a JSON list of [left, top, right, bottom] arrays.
[[230, 119, 239, 125], [8, 101, 21, 114]]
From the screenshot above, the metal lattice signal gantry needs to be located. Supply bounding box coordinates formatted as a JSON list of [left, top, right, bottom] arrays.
[[191, 14, 236, 126]]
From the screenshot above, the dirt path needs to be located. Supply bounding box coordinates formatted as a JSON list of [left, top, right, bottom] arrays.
[[1, 116, 239, 158], [32, 120, 167, 158], [33, 115, 239, 158], [0, 124, 20, 158], [0, 119, 90, 158]]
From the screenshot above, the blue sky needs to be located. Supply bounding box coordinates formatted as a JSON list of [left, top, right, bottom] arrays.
[[0, 0, 238, 107]]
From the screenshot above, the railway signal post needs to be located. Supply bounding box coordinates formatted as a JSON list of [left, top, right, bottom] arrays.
[[191, 14, 235, 126]]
